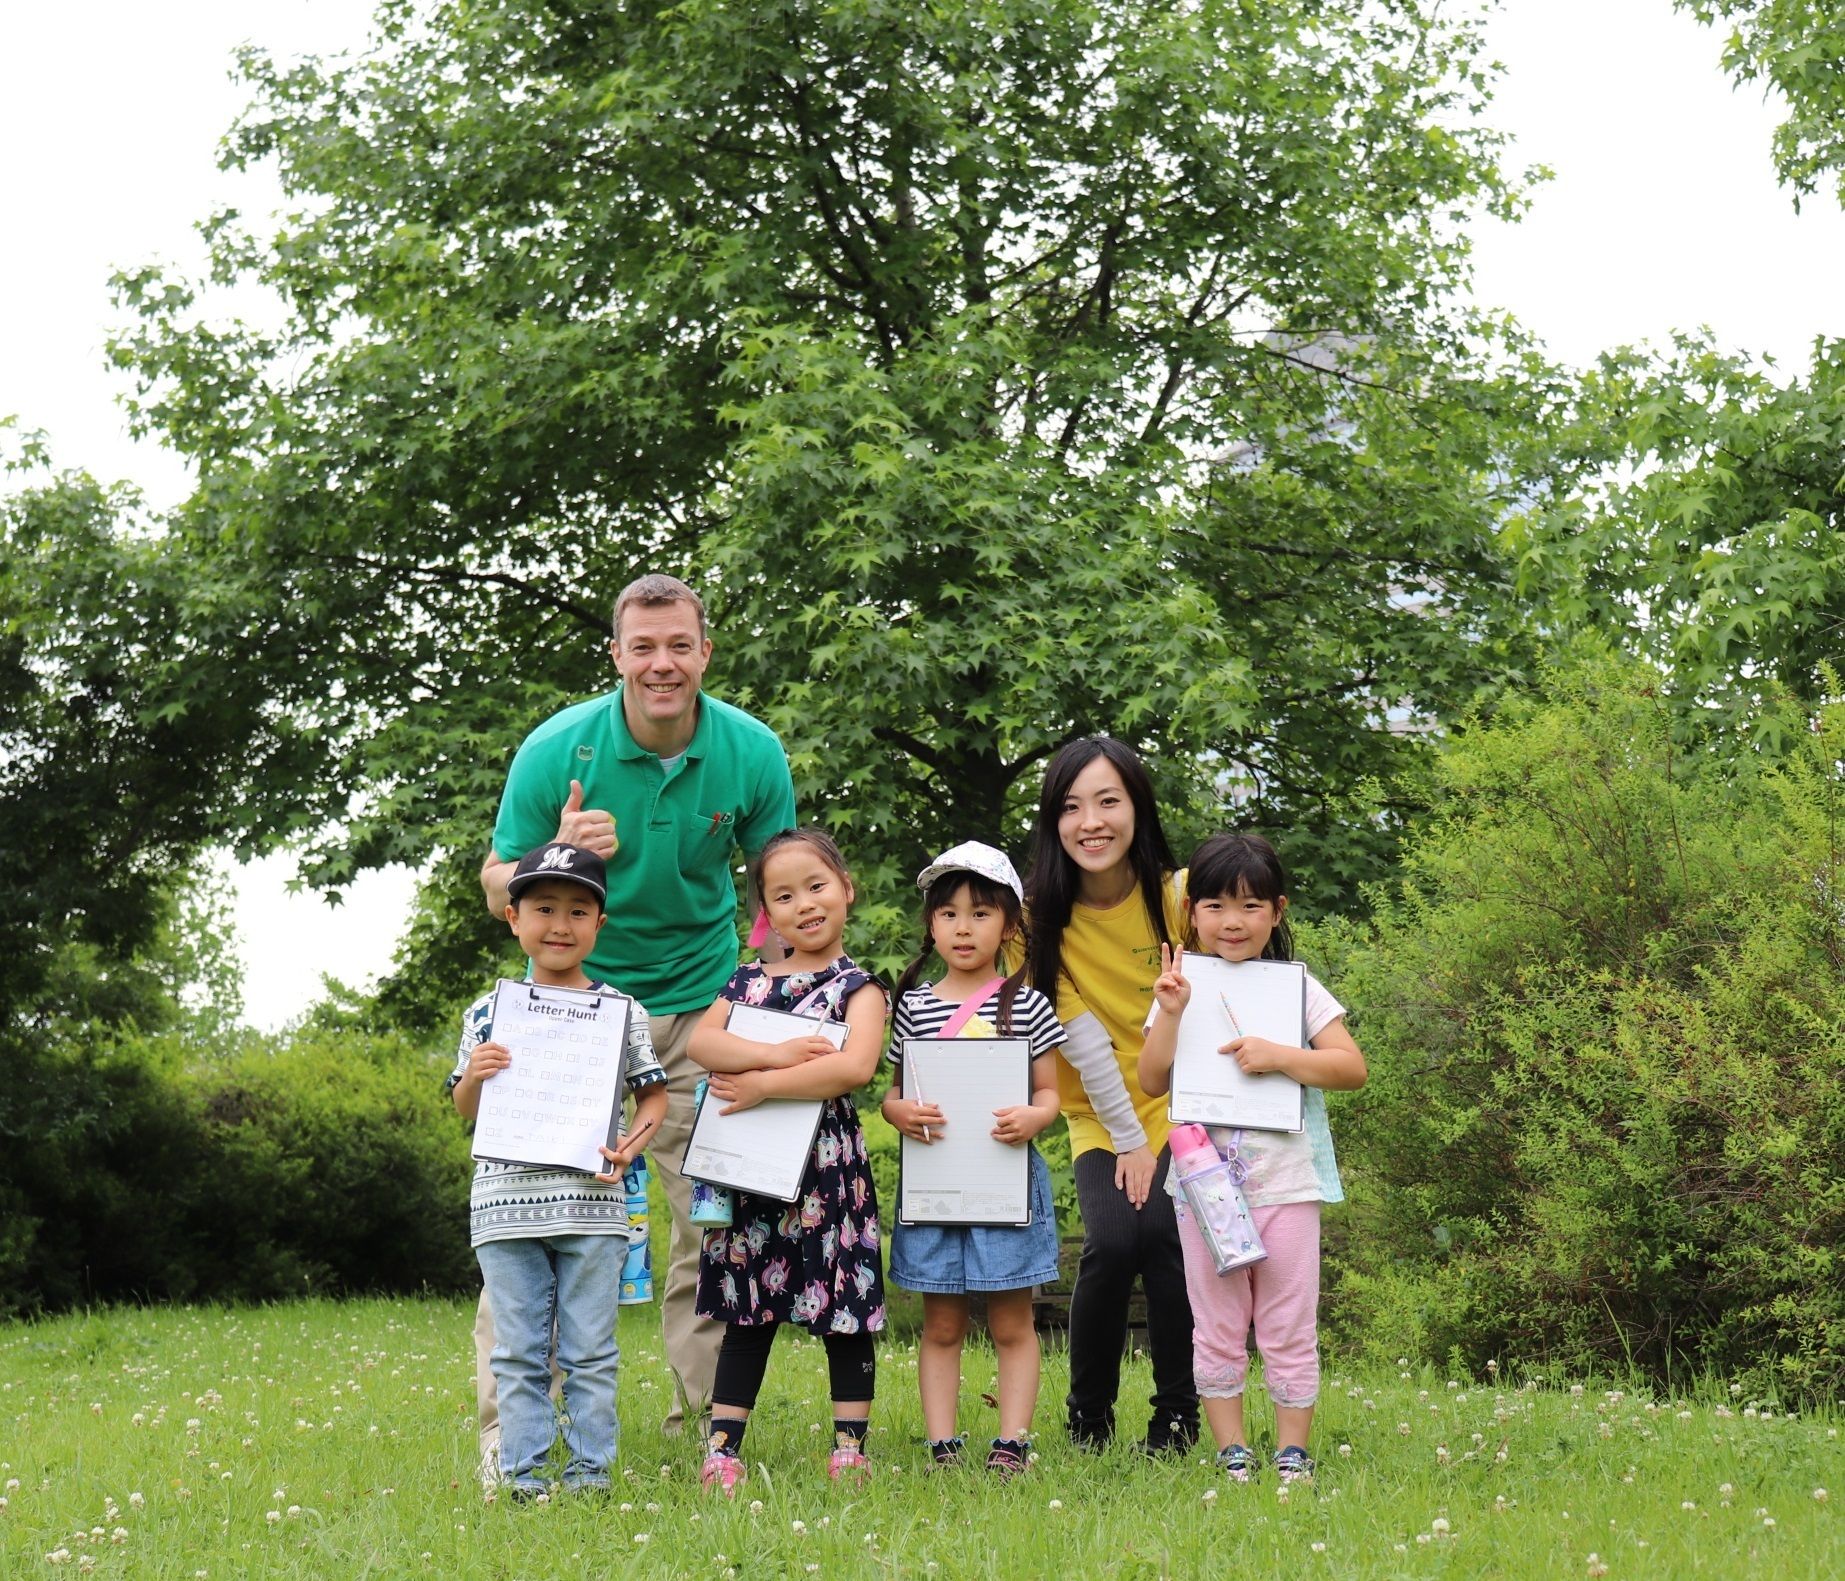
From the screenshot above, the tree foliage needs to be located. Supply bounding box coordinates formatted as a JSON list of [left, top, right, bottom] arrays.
[[0, 433, 267, 1034], [1514, 4, 1845, 750], [1513, 336, 1845, 753], [102, 0, 1591, 1007], [1679, 1, 1845, 203]]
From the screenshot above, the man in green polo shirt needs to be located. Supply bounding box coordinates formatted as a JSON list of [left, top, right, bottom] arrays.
[[476, 572, 796, 1458]]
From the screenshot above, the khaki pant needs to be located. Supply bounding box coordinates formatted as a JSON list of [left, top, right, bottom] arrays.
[[475, 1008, 722, 1459]]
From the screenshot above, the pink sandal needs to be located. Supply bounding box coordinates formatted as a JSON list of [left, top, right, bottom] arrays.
[[700, 1451, 747, 1497]]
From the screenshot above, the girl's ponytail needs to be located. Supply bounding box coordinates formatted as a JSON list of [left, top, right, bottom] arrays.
[[994, 962, 1028, 1039], [892, 929, 936, 1006]]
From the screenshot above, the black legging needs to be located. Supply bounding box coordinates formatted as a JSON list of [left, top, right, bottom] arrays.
[[712, 1320, 877, 1410], [1065, 1144, 1197, 1435]]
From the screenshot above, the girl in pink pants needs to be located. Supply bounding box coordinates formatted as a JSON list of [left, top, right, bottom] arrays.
[[1139, 833, 1366, 1484]]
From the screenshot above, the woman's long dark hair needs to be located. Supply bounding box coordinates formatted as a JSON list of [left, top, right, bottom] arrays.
[[893, 872, 1027, 1035], [1023, 736, 1176, 998]]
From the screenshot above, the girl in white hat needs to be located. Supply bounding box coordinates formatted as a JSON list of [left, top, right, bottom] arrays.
[[882, 841, 1064, 1477]]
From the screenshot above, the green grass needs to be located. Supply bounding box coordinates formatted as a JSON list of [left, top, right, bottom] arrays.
[[1, 1298, 1837, 1578]]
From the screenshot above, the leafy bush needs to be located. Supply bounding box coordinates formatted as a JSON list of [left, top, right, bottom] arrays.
[[0, 1023, 475, 1316], [1325, 655, 1845, 1400]]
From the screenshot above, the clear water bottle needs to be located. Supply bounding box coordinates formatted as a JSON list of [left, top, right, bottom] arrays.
[[1169, 1123, 1266, 1274]]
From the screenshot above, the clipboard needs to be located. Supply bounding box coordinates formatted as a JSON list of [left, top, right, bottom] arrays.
[[679, 1004, 842, 1202], [1166, 955, 1306, 1132], [897, 1037, 1034, 1226], [472, 979, 633, 1172]]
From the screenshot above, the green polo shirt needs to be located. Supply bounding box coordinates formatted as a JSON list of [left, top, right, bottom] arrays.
[[492, 687, 796, 1013]]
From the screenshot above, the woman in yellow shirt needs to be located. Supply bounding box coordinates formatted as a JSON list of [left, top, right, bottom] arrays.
[[1023, 736, 1196, 1454]]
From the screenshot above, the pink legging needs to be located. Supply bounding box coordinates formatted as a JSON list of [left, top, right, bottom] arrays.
[[1176, 1199, 1321, 1407]]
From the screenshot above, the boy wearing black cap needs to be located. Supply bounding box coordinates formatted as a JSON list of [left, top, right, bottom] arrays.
[[448, 841, 669, 1497]]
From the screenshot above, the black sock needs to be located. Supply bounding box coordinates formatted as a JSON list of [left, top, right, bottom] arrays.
[[928, 1435, 965, 1463], [707, 1415, 748, 1458], [832, 1416, 869, 1451]]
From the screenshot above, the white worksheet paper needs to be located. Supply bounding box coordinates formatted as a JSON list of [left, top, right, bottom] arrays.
[[472, 979, 632, 1172], [680, 1005, 844, 1202], [898, 1037, 1033, 1226], [1167, 955, 1307, 1132]]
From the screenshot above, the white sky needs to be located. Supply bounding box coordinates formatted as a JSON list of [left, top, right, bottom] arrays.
[[4, 1, 1842, 1028]]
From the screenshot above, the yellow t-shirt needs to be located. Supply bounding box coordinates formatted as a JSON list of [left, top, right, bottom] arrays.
[[1045, 873, 1188, 1160]]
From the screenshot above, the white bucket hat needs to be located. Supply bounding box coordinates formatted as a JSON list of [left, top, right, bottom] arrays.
[[915, 840, 1023, 902]]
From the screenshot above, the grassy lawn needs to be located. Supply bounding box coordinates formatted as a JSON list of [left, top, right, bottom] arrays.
[[1, 1296, 1837, 1578]]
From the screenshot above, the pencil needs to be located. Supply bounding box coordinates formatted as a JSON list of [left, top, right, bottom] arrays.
[[1218, 990, 1245, 1039], [909, 1058, 933, 1143]]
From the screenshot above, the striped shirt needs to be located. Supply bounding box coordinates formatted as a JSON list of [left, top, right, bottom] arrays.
[[448, 979, 667, 1246], [888, 982, 1065, 1064]]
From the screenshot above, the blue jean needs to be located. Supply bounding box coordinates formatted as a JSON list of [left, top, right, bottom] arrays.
[[477, 1233, 623, 1489]]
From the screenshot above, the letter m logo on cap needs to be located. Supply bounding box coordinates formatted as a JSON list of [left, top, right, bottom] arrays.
[[539, 845, 576, 871]]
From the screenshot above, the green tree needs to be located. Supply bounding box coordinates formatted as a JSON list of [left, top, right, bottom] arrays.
[[0, 432, 263, 1034], [1512, 336, 1845, 753], [1679, 1, 1845, 203], [110, 0, 1589, 1006], [1512, 4, 1845, 749]]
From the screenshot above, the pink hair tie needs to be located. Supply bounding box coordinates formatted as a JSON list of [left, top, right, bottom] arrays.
[[746, 907, 772, 950]]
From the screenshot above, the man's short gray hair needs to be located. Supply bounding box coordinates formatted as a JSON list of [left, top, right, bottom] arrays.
[[612, 573, 707, 643]]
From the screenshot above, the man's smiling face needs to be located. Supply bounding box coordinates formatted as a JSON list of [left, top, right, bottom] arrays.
[[611, 600, 711, 743]]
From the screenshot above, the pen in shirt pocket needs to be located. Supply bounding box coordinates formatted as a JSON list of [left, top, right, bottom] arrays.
[[703, 810, 735, 838]]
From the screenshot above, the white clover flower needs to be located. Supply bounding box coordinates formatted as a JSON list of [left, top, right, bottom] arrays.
[[1201, 1489, 1217, 1504], [1310, 1541, 1326, 1553], [1047, 1499, 1063, 1510], [1431, 1517, 1450, 1536], [790, 1520, 806, 1534], [747, 1499, 764, 1514], [1681, 1501, 1696, 1511], [1763, 1516, 1777, 1529], [1586, 1555, 1607, 1578], [633, 1533, 650, 1545], [46, 1549, 72, 1566], [128, 1494, 143, 1510], [1814, 1488, 1829, 1503], [1337, 1444, 1352, 1458]]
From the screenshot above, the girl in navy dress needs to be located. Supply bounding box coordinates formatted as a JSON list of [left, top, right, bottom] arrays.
[[689, 828, 888, 1493]]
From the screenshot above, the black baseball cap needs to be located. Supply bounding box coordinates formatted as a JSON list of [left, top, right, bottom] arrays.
[[505, 842, 608, 905]]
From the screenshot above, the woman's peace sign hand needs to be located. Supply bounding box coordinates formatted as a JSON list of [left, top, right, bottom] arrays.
[[1152, 942, 1191, 1016]]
